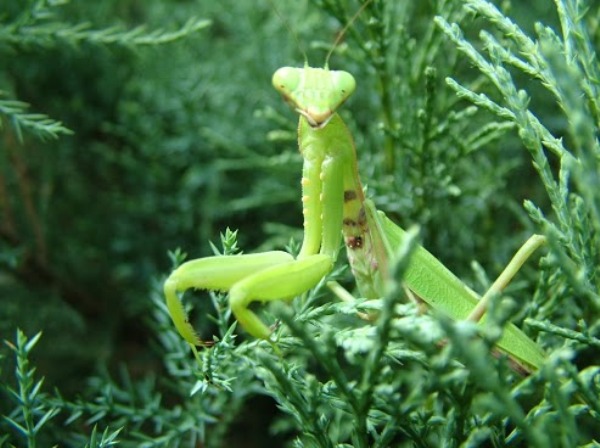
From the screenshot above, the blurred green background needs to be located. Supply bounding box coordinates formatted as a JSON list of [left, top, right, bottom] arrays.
[[1, 0, 319, 388]]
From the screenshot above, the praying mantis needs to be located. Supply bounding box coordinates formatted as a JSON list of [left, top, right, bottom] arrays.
[[164, 13, 547, 375]]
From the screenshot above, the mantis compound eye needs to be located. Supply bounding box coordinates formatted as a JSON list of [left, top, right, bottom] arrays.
[[272, 67, 301, 96], [272, 66, 357, 127], [330, 70, 356, 103]]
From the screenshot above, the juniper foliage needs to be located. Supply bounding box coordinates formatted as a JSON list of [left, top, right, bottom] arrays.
[[1, 0, 599, 447]]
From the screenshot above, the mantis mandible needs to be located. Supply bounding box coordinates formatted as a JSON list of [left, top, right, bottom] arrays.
[[164, 20, 547, 375]]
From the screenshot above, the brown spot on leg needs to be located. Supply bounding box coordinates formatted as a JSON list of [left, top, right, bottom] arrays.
[[346, 236, 363, 249], [344, 190, 357, 202], [358, 206, 367, 226]]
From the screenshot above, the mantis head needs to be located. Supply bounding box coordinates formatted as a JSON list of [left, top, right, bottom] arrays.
[[272, 66, 356, 128]]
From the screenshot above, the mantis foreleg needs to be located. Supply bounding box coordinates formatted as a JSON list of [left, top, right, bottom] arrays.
[[165, 251, 331, 344]]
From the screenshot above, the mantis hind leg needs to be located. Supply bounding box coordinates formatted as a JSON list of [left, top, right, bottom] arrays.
[[467, 234, 547, 323], [164, 251, 332, 345]]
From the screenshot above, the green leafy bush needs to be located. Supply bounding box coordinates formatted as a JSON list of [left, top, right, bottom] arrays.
[[1, 0, 599, 446]]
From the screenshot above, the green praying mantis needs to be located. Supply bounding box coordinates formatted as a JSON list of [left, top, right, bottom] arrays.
[[164, 13, 547, 375]]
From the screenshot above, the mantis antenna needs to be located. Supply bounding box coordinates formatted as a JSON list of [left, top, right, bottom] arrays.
[[270, 0, 374, 67], [324, 0, 374, 68], [268, 0, 309, 65]]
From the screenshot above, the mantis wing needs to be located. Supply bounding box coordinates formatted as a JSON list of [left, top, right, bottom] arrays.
[[363, 200, 545, 373]]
